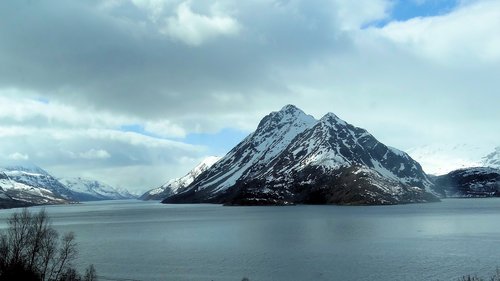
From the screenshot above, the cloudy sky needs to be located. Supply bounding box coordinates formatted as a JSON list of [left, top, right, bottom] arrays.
[[0, 0, 499, 193]]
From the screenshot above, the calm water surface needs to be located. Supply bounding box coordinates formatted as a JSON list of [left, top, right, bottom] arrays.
[[1, 199, 500, 281]]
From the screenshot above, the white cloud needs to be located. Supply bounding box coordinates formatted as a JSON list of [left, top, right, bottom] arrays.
[[79, 149, 111, 160], [0, 0, 499, 191], [144, 120, 187, 138], [0, 90, 219, 192], [160, 1, 240, 45], [0, 123, 206, 192], [7, 152, 29, 161], [130, 0, 166, 20], [332, 0, 391, 30], [374, 0, 500, 63], [0, 93, 131, 129]]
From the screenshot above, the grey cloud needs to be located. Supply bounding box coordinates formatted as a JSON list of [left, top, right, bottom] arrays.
[[0, 0, 354, 124], [0, 127, 205, 192], [0, 0, 499, 189]]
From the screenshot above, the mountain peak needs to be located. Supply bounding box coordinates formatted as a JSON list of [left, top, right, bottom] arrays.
[[256, 105, 315, 131], [276, 104, 309, 120], [280, 104, 301, 113], [1, 161, 49, 176], [319, 112, 347, 126]]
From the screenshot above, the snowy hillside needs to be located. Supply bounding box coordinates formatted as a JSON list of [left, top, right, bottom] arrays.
[[483, 147, 500, 169], [2, 163, 75, 200], [141, 156, 221, 200], [406, 144, 498, 175], [0, 168, 69, 207]]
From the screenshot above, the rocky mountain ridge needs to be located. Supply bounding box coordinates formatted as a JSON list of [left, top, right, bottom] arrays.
[[433, 167, 500, 197], [164, 105, 438, 205]]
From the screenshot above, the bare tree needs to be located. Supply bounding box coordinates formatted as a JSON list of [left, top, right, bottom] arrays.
[[84, 264, 97, 281], [51, 232, 78, 281], [0, 208, 96, 281]]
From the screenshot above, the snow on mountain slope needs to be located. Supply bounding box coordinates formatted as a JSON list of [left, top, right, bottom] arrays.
[[0, 170, 68, 207], [260, 112, 433, 189], [167, 105, 316, 199], [483, 147, 500, 169], [1, 163, 74, 204], [60, 177, 136, 201], [1, 163, 75, 200], [165, 105, 437, 205], [140, 156, 221, 200], [0, 161, 137, 207], [406, 143, 496, 175]]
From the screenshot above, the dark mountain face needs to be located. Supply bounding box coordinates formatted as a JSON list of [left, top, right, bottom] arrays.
[[164, 105, 438, 206], [434, 167, 500, 197]]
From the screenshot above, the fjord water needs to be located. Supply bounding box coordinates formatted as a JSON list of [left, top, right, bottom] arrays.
[[1, 200, 500, 281]]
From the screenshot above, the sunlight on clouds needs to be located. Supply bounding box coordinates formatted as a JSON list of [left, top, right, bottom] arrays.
[[79, 149, 111, 160], [144, 120, 187, 138], [0, 94, 130, 129], [8, 152, 29, 161], [160, 1, 240, 45], [0, 0, 499, 191]]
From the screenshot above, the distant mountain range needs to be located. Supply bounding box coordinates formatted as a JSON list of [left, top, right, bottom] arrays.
[[163, 105, 439, 205], [60, 177, 136, 201], [140, 156, 220, 200], [2, 105, 498, 208], [0, 162, 135, 209]]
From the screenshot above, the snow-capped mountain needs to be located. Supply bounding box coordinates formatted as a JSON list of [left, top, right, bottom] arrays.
[[433, 167, 500, 197], [140, 156, 221, 200], [406, 144, 498, 175], [166, 105, 316, 200], [1, 163, 75, 200], [0, 166, 70, 208], [0, 162, 137, 207], [60, 177, 136, 201], [164, 105, 438, 205]]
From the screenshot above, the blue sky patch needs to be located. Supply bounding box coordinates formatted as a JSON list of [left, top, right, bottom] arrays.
[[34, 97, 50, 104], [365, 0, 459, 28], [392, 0, 458, 21], [119, 124, 247, 156], [184, 128, 248, 156]]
